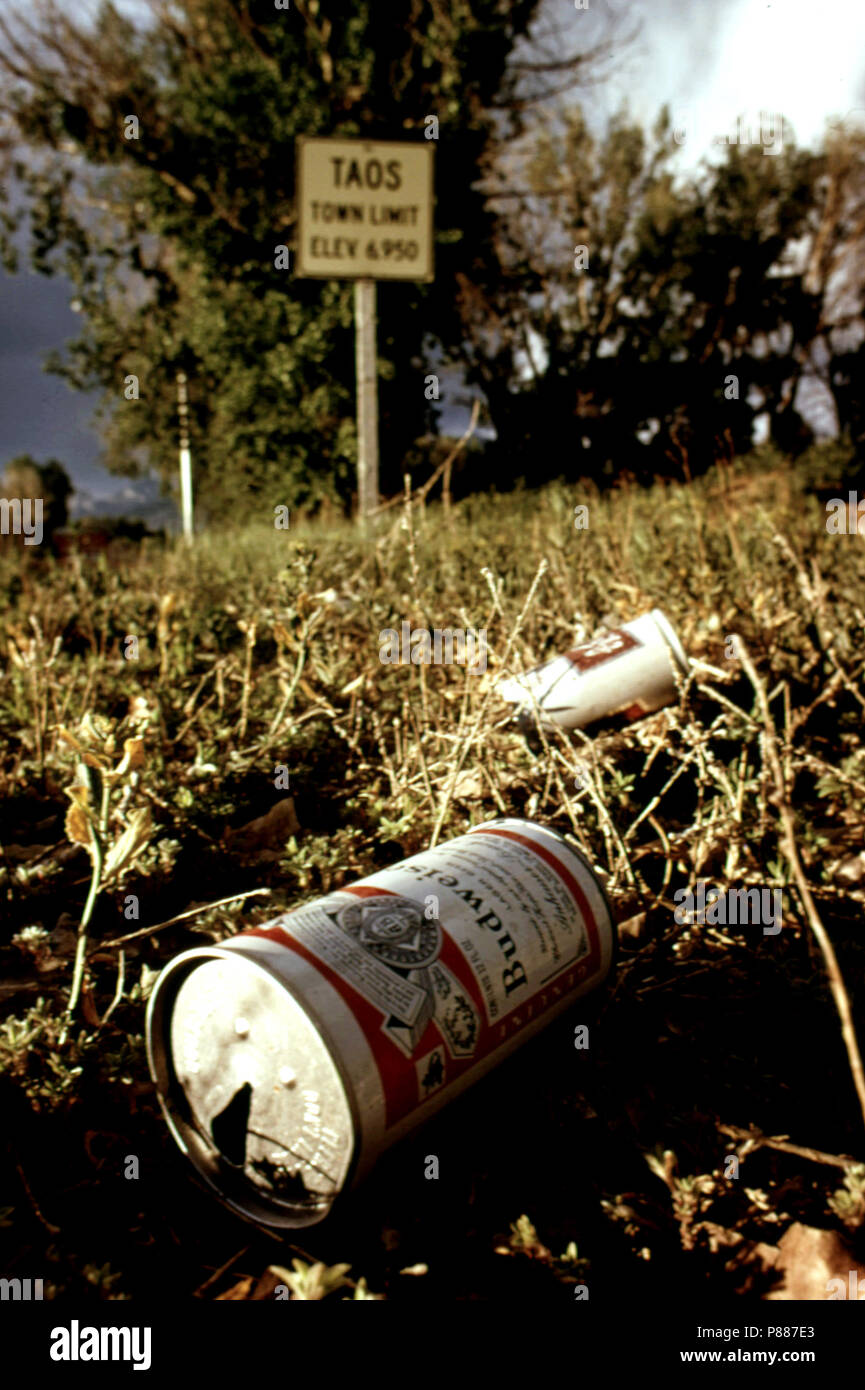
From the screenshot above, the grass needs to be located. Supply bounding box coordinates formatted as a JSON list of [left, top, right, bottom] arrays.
[[2, 440, 865, 1300]]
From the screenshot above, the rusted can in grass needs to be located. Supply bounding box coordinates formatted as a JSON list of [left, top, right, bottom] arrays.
[[146, 818, 615, 1229], [497, 608, 689, 734]]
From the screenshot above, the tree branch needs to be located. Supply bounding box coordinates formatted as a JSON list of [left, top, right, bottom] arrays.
[[737, 636, 865, 1138]]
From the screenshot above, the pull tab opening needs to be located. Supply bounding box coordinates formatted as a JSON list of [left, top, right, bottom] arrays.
[[210, 1081, 252, 1167]]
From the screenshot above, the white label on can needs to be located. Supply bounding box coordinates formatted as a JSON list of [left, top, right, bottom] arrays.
[[384, 831, 591, 1021], [273, 912, 430, 1026], [247, 825, 609, 1130], [275, 831, 591, 1031]]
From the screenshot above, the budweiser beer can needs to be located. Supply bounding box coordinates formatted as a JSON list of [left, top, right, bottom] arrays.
[[497, 608, 689, 733], [146, 818, 615, 1229]]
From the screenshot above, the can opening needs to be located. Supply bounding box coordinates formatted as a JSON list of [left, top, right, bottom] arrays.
[[146, 948, 358, 1228], [210, 1081, 252, 1168]]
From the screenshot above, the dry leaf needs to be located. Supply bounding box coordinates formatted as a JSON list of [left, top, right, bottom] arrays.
[[741, 1223, 865, 1300], [101, 808, 152, 882], [127, 695, 151, 724], [57, 725, 85, 754], [452, 769, 484, 800], [34, 927, 78, 974], [618, 912, 648, 941], [80, 982, 101, 1028], [116, 737, 146, 776], [215, 1277, 254, 1301], [251, 1267, 289, 1300], [836, 852, 865, 885], [157, 593, 177, 645], [64, 780, 94, 849], [225, 798, 300, 855], [81, 711, 114, 750], [6, 640, 25, 670]]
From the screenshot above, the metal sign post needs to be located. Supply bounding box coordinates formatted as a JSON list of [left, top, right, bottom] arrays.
[[295, 136, 434, 525], [354, 278, 379, 524]]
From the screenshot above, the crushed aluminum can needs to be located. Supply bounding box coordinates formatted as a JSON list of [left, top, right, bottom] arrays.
[[497, 608, 689, 735], [146, 818, 615, 1229]]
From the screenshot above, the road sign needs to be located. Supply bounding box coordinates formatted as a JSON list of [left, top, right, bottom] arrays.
[[295, 137, 434, 523], [295, 136, 434, 282]]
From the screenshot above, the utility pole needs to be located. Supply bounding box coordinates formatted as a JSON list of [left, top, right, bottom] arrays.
[[176, 369, 194, 542]]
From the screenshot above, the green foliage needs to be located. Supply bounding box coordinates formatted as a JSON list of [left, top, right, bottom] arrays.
[[0, 0, 549, 518], [482, 105, 829, 481], [4, 6, 865, 514], [508, 1213, 543, 1252], [0, 997, 146, 1111], [827, 1165, 865, 1231], [1, 450, 865, 1297], [268, 1258, 381, 1300], [0, 454, 72, 541]]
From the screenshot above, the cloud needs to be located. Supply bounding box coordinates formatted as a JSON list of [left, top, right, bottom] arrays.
[[594, 0, 865, 161]]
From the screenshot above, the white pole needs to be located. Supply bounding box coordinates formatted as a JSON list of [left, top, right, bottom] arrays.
[[354, 277, 379, 525], [176, 369, 194, 542]]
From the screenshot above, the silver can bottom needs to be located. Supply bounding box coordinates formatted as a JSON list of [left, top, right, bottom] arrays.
[[147, 948, 357, 1229]]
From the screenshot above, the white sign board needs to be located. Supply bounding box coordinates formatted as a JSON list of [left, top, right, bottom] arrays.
[[295, 137, 434, 282]]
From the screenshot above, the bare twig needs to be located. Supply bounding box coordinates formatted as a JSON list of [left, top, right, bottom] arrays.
[[193, 1246, 251, 1299], [370, 400, 481, 517], [736, 636, 865, 1136], [96, 888, 272, 950], [719, 1123, 861, 1171], [100, 948, 126, 1026], [15, 1160, 60, 1235], [237, 620, 257, 743], [62, 762, 107, 1044], [402, 473, 429, 733], [429, 558, 549, 848]]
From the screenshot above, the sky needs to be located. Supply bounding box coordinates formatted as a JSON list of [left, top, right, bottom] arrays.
[[1, 0, 863, 523], [593, 0, 865, 153]]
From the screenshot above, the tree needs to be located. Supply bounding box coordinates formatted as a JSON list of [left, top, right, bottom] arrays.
[[1, 454, 72, 544], [0, 0, 612, 520], [797, 121, 865, 479], [470, 104, 822, 484]]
